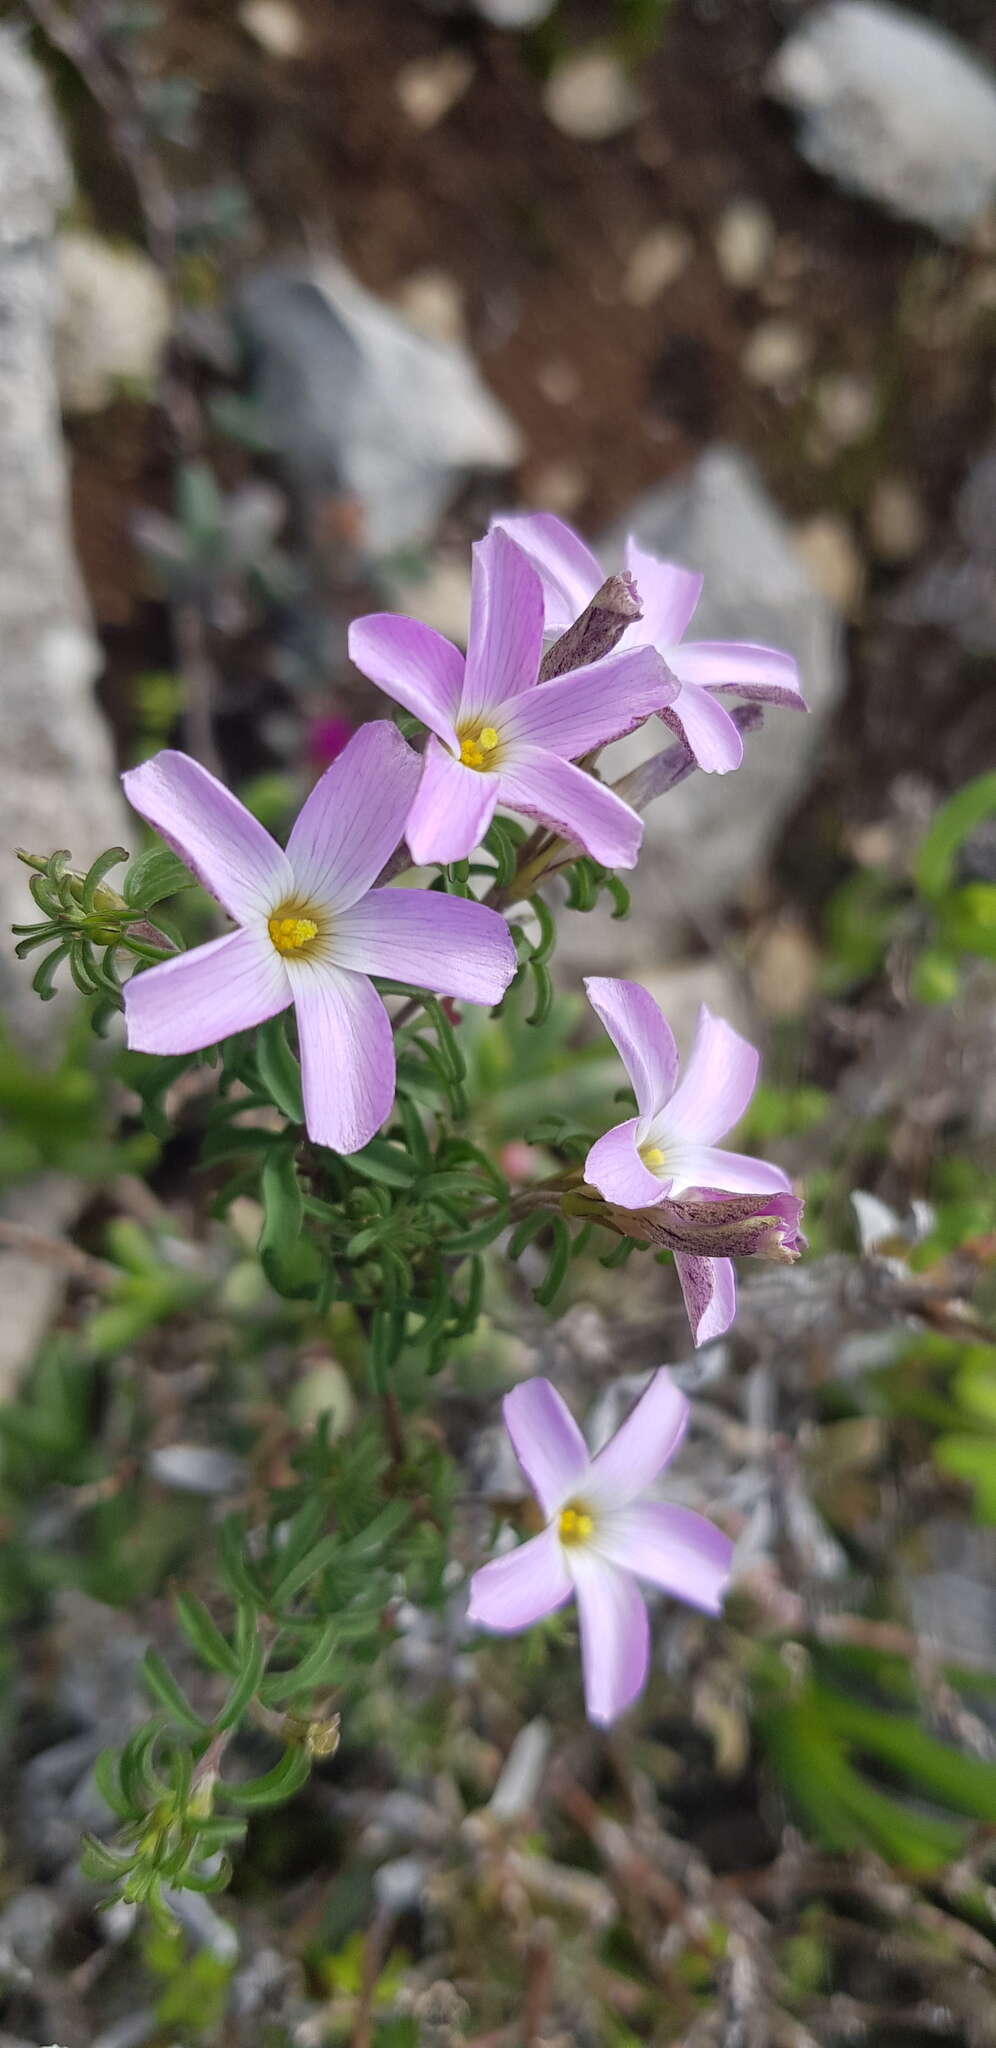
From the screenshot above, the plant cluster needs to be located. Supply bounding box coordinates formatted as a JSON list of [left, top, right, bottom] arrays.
[[10, 511, 812, 1924]]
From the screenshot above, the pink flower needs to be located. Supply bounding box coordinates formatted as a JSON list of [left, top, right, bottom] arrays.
[[347, 528, 676, 869], [583, 977, 796, 1346], [492, 512, 805, 774], [468, 1373, 732, 1726], [120, 722, 516, 1154]]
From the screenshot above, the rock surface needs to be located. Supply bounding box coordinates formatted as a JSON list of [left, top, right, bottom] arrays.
[[0, 30, 128, 1393], [893, 436, 996, 653], [557, 447, 844, 976], [768, 1, 996, 244], [237, 259, 521, 557], [55, 230, 171, 415], [543, 49, 640, 142], [472, 0, 555, 22]]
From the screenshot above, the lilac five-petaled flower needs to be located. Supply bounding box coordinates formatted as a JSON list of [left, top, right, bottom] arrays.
[[121, 722, 516, 1154], [493, 512, 805, 774], [468, 1372, 732, 1726], [583, 977, 796, 1346], [347, 528, 676, 870]]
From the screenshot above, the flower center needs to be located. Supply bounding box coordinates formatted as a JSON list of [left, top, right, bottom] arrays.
[[558, 1501, 595, 1546], [458, 724, 501, 772], [268, 910, 321, 956], [639, 1136, 676, 1179]]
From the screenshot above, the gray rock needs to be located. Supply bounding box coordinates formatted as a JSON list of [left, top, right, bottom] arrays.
[[906, 1520, 996, 1670], [475, 0, 555, 22], [558, 447, 843, 974], [893, 437, 996, 654], [55, 231, 170, 415], [237, 259, 521, 556], [768, 1, 996, 243], [0, 30, 129, 1393]]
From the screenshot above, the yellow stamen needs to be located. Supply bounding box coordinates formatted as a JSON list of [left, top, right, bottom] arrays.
[[458, 724, 501, 771], [558, 1502, 595, 1546], [269, 914, 319, 955], [643, 1146, 666, 1169]]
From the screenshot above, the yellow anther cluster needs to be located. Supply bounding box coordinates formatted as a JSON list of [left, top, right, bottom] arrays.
[[458, 725, 500, 771], [268, 914, 319, 955], [642, 1145, 666, 1169], [558, 1502, 595, 1546]]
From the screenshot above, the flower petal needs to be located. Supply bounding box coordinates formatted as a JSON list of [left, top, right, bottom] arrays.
[[503, 1378, 591, 1519], [585, 1117, 666, 1209], [467, 1526, 573, 1633], [671, 641, 805, 709], [584, 977, 678, 1119], [461, 529, 545, 721], [124, 927, 290, 1055], [490, 512, 601, 634], [498, 644, 674, 760], [406, 738, 500, 866], [683, 1147, 792, 1197], [287, 961, 394, 1154], [623, 538, 703, 645], [286, 722, 421, 913], [122, 750, 293, 923], [673, 1253, 737, 1347], [660, 682, 745, 774], [498, 746, 643, 869], [331, 886, 516, 1005], [347, 613, 464, 745], [594, 1501, 732, 1615], [586, 1369, 689, 1511], [568, 1547, 650, 1726], [662, 1006, 759, 1146]]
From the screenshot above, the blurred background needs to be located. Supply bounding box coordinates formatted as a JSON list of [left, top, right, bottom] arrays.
[[0, 1, 995, 2043]]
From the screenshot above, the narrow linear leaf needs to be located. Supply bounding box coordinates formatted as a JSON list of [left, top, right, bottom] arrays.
[[142, 1649, 209, 1735], [223, 1744, 312, 1809]]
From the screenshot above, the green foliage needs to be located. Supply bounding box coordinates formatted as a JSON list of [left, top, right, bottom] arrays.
[[82, 1410, 450, 1927], [0, 1013, 155, 1183], [824, 771, 996, 1001], [758, 1661, 996, 1872], [10, 841, 192, 1028]]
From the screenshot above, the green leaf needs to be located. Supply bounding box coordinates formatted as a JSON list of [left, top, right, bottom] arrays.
[[954, 1347, 996, 1424], [272, 1531, 340, 1605], [214, 1626, 266, 1732], [218, 1516, 267, 1606], [533, 1212, 572, 1307], [527, 893, 556, 965], [174, 1593, 240, 1677], [819, 1687, 996, 1820], [507, 1208, 551, 1263], [259, 1144, 323, 1298], [93, 1747, 136, 1820], [81, 1834, 136, 1881], [81, 845, 129, 912], [32, 941, 70, 1000], [939, 883, 996, 961], [255, 1013, 303, 1122], [915, 772, 996, 903], [142, 1649, 209, 1734], [259, 1618, 340, 1705], [349, 1138, 416, 1189], [123, 845, 196, 911], [222, 1744, 312, 1809], [935, 1433, 996, 1521], [525, 959, 553, 1027]]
